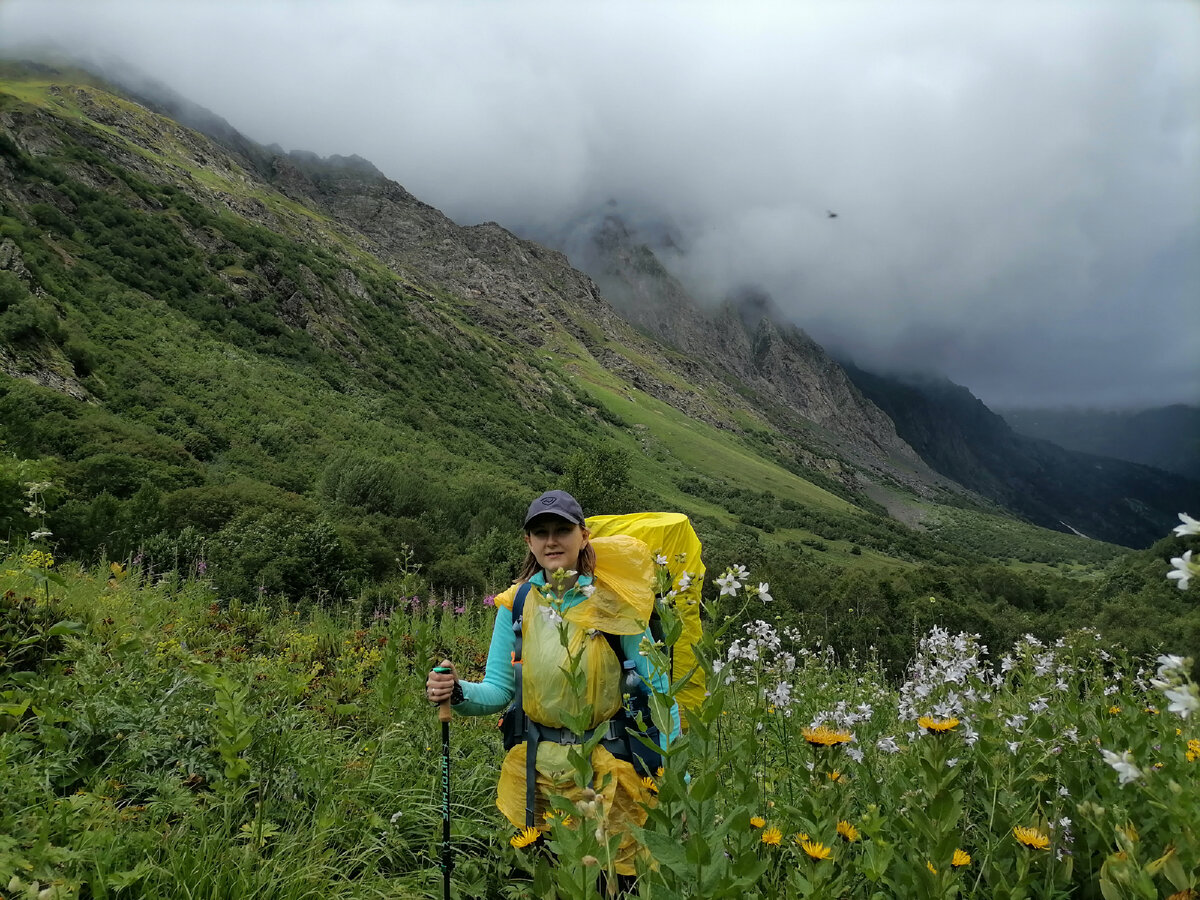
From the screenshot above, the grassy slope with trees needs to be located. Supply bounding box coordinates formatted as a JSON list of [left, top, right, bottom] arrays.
[[0, 66, 1195, 673]]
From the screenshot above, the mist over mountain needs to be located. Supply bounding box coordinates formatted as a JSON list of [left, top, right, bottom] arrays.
[[999, 405, 1200, 482], [2, 0, 1196, 412]]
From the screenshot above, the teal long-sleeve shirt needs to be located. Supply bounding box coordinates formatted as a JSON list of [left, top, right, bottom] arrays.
[[453, 572, 681, 744]]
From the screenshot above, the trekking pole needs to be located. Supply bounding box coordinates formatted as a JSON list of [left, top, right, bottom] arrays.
[[434, 666, 454, 900]]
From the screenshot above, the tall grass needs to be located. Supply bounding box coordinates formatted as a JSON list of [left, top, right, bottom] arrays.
[[2, 543, 1196, 898]]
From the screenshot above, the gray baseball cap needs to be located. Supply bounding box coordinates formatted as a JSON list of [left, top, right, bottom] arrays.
[[524, 490, 586, 528]]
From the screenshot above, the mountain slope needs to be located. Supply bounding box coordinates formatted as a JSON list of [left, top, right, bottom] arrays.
[[843, 366, 1200, 547]]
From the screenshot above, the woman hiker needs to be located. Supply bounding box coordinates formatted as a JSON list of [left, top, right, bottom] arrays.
[[425, 489, 680, 880]]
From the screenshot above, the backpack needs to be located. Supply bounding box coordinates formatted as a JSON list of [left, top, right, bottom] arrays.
[[586, 512, 706, 720]]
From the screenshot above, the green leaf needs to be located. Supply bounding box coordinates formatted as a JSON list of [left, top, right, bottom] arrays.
[[46, 620, 85, 637], [639, 828, 689, 873]]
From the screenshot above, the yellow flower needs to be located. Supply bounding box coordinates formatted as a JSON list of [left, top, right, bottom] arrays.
[[952, 849, 971, 867], [802, 725, 853, 746], [927, 861, 938, 874], [1145, 706, 1159, 715], [793, 832, 810, 844], [543, 811, 575, 828], [510, 826, 540, 849], [761, 827, 782, 846], [918, 716, 960, 733], [641, 776, 658, 794], [750, 816, 766, 829], [827, 770, 846, 782], [1109, 705, 1121, 715], [1186, 738, 1200, 762], [1119, 823, 1139, 844], [656, 767, 665, 778], [801, 840, 832, 861], [836, 820, 859, 842], [1013, 826, 1050, 850]]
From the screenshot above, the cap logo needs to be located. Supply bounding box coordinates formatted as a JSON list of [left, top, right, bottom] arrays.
[[540, 497, 556, 506]]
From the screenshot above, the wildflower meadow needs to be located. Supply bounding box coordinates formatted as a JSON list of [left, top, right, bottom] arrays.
[[1, 512, 1198, 898]]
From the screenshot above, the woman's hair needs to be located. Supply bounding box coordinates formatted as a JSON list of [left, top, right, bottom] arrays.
[[516, 526, 596, 583]]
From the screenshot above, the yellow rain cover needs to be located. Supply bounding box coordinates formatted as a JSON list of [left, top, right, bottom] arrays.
[[586, 512, 707, 718], [497, 741, 652, 876], [520, 584, 624, 729]]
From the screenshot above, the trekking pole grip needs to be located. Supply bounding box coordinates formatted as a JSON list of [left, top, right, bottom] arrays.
[[434, 665, 453, 723]]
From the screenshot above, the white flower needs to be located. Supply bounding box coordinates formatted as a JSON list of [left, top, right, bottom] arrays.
[[1100, 749, 1142, 785], [876, 736, 900, 754], [1007, 740, 1020, 754], [1005, 714, 1027, 730], [733, 565, 749, 580], [1029, 697, 1048, 714], [765, 681, 794, 709], [715, 572, 741, 597], [757, 582, 773, 603], [1156, 655, 1187, 679], [30, 528, 52, 541], [580, 584, 596, 598], [1164, 685, 1199, 718], [847, 747, 864, 763], [390, 811, 403, 824], [946, 758, 959, 768], [655, 554, 668, 566], [1173, 513, 1200, 537], [1058, 785, 1070, 797], [1168, 550, 1194, 590], [677, 572, 692, 591]]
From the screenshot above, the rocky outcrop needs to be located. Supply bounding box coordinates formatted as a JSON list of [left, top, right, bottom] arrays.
[[568, 215, 938, 483]]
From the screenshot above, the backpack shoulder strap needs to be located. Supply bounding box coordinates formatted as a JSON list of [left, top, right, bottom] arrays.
[[512, 581, 532, 633], [603, 630, 626, 665]]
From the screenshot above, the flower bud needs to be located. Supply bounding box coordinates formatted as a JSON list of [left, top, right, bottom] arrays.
[[582, 855, 599, 867]]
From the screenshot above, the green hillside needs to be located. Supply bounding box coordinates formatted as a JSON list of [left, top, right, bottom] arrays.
[[1, 63, 1193, 670]]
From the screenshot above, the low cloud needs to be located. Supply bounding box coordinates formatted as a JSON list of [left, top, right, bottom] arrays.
[[2, 0, 1196, 408]]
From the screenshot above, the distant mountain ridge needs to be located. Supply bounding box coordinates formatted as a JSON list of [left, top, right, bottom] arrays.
[[841, 367, 1200, 547], [1000, 405, 1200, 481]]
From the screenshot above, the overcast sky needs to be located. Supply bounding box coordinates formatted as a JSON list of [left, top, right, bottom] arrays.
[[2, 0, 1197, 409]]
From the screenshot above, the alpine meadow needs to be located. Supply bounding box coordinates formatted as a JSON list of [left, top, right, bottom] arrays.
[[2, 61, 1199, 899]]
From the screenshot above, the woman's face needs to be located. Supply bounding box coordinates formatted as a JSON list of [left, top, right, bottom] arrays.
[[524, 515, 589, 576]]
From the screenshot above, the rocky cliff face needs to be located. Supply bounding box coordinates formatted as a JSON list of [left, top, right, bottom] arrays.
[[558, 214, 938, 482]]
